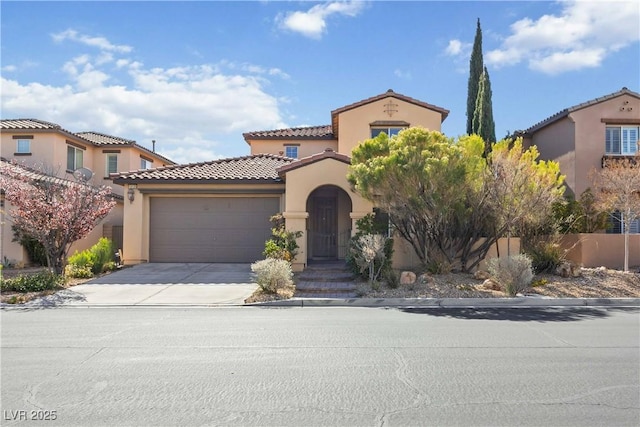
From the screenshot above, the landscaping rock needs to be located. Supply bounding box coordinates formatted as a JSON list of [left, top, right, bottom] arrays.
[[473, 270, 491, 280], [556, 262, 572, 278], [481, 279, 502, 291], [571, 264, 582, 277], [400, 271, 417, 285], [418, 273, 434, 285]]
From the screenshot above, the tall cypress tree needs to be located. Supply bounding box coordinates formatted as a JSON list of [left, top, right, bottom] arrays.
[[473, 66, 496, 157], [466, 18, 483, 135]]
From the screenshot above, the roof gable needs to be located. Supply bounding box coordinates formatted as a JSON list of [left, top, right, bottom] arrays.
[[522, 87, 640, 135]]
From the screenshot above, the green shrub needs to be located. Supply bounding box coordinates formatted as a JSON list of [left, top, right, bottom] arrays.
[[0, 270, 65, 293], [64, 264, 94, 279], [263, 214, 302, 262], [90, 238, 114, 274], [526, 241, 565, 274], [251, 258, 294, 295], [68, 250, 96, 269], [66, 238, 115, 276], [12, 227, 47, 266], [487, 254, 534, 297]]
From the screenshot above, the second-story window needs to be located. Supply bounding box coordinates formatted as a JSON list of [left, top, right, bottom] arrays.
[[606, 126, 639, 155], [106, 153, 118, 175], [140, 157, 153, 169], [16, 139, 31, 154], [371, 127, 406, 138], [285, 145, 298, 158], [67, 145, 84, 171]]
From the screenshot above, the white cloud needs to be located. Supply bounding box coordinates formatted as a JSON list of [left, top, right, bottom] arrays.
[[445, 39, 464, 56], [2, 65, 17, 72], [2, 31, 290, 164], [276, 1, 365, 39], [52, 29, 133, 53], [486, 0, 640, 74], [394, 69, 412, 80]]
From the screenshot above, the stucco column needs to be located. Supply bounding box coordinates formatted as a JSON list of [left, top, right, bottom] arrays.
[[350, 211, 371, 236], [283, 211, 308, 272], [122, 184, 147, 265]]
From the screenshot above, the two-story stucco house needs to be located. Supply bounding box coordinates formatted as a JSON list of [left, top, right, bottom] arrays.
[[519, 87, 640, 234], [1, 119, 175, 266], [113, 90, 450, 271]]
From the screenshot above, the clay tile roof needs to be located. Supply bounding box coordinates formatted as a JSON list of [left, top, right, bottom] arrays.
[[243, 125, 335, 141], [112, 153, 294, 184], [276, 148, 350, 176], [76, 131, 136, 146], [0, 118, 62, 130], [522, 87, 640, 135], [0, 158, 123, 200]]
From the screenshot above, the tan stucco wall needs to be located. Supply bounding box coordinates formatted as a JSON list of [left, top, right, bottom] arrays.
[[120, 183, 285, 265], [561, 233, 640, 269], [336, 97, 443, 155], [248, 139, 338, 158], [281, 158, 373, 270], [530, 93, 640, 196]]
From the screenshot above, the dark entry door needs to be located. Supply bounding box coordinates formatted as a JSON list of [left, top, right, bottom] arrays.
[[311, 197, 337, 258]]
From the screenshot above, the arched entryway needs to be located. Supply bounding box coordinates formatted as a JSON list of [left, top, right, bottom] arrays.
[[306, 185, 352, 260]]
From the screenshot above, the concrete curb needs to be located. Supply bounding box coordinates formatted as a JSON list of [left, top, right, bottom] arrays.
[[249, 297, 640, 308]]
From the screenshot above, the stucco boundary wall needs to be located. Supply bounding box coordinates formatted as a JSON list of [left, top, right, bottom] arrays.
[[391, 237, 521, 272], [561, 233, 640, 269]]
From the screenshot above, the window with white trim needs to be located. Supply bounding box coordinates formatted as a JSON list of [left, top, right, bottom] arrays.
[[16, 139, 31, 154], [606, 126, 639, 155], [67, 145, 83, 171], [106, 153, 118, 175], [284, 145, 298, 158], [140, 157, 153, 169], [371, 127, 407, 138]]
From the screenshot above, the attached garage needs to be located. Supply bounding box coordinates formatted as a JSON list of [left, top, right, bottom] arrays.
[[149, 197, 279, 263]]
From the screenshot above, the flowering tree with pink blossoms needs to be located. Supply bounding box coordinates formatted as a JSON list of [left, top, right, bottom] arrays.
[[0, 162, 116, 275]]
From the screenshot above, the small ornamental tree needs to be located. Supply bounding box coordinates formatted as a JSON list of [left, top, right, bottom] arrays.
[[592, 154, 640, 271], [488, 138, 565, 255], [0, 161, 116, 274]]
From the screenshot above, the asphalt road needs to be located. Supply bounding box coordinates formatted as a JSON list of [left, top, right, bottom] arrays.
[[1, 306, 639, 426]]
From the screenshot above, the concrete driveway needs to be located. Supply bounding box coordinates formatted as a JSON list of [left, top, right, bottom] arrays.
[[68, 263, 258, 306]]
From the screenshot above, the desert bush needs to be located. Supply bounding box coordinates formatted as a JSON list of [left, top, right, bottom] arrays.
[[527, 240, 565, 274], [251, 258, 294, 295], [263, 214, 302, 262], [351, 234, 389, 284], [0, 270, 65, 293], [347, 213, 394, 279], [486, 254, 534, 297], [64, 264, 94, 279]]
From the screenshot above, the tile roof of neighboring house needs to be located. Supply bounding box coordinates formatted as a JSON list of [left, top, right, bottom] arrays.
[[277, 148, 350, 176], [0, 157, 123, 201], [112, 154, 294, 184], [521, 87, 640, 135], [76, 131, 176, 165], [0, 119, 176, 165], [0, 118, 63, 130], [243, 125, 335, 140], [76, 131, 136, 146]]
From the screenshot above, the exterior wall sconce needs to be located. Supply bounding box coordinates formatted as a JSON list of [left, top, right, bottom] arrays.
[[128, 184, 137, 203]]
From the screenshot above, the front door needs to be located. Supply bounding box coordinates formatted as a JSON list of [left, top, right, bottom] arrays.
[[311, 197, 337, 258]]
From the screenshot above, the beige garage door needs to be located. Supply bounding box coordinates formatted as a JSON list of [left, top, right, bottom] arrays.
[[149, 197, 279, 263]]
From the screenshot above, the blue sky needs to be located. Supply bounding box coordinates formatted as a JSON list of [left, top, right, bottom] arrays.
[[2, 1, 639, 164]]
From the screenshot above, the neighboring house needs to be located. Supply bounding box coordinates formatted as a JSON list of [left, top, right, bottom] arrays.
[[0, 119, 175, 266], [113, 90, 450, 271], [519, 87, 640, 234]]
